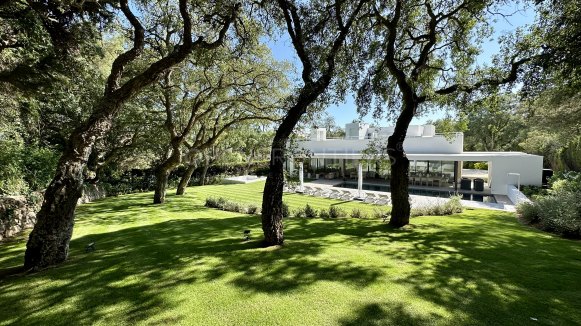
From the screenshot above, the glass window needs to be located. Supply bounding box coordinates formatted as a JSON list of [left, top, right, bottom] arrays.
[[442, 161, 455, 179], [416, 161, 428, 174], [429, 161, 442, 175]]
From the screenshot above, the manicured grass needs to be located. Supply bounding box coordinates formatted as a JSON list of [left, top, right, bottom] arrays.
[[1, 181, 580, 325], [203, 181, 390, 216]]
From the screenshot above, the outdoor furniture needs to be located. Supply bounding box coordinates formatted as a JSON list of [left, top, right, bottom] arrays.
[[303, 185, 315, 194], [432, 178, 440, 187], [325, 172, 336, 179], [364, 192, 379, 204], [460, 178, 472, 190], [376, 194, 391, 205], [339, 189, 355, 200], [313, 187, 329, 197], [328, 189, 342, 199], [473, 178, 484, 192], [415, 176, 423, 186]]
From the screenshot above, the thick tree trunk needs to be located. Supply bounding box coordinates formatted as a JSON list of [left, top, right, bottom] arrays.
[[388, 150, 410, 227], [199, 154, 210, 186], [260, 90, 329, 245], [200, 164, 209, 186], [153, 168, 170, 204], [386, 101, 416, 228], [261, 139, 286, 246], [24, 160, 84, 271], [176, 163, 196, 195], [24, 111, 116, 271], [153, 144, 181, 204]]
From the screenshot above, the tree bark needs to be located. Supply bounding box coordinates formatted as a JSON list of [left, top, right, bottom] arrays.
[[153, 142, 182, 204], [200, 161, 209, 186], [261, 138, 286, 246], [176, 163, 196, 195], [24, 108, 117, 271], [153, 168, 170, 204], [261, 0, 366, 246], [388, 150, 410, 227], [261, 97, 310, 246], [386, 101, 416, 227]]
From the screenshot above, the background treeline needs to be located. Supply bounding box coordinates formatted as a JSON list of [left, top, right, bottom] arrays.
[[430, 92, 581, 172]]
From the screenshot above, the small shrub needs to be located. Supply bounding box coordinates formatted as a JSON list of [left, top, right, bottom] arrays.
[[217, 197, 227, 208], [549, 171, 581, 193], [443, 195, 463, 214], [222, 200, 240, 212], [304, 204, 318, 218], [516, 201, 539, 224], [521, 185, 547, 198], [236, 204, 248, 214], [293, 207, 306, 218], [247, 204, 260, 215], [373, 208, 390, 220], [205, 197, 220, 208], [319, 209, 330, 219], [350, 208, 367, 219], [329, 205, 346, 218], [282, 202, 290, 218]]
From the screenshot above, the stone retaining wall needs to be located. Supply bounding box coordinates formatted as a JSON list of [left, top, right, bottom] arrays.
[[0, 183, 107, 241], [0, 195, 40, 241]]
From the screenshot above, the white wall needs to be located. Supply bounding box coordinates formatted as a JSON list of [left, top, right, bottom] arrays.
[[345, 123, 369, 139], [489, 155, 543, 195], [298, 133, 463, 155], [507, 185, 532, 205]]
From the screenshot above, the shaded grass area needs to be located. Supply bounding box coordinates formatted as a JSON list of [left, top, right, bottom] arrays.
[[0, 182, 580, 325]]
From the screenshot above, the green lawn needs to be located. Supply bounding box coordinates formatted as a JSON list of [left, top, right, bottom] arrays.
[[1, 181, 580, 325]]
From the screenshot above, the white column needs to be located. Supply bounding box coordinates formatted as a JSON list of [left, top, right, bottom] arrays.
[[299, 162, 304, 192], [357, 162, 363, 199], [289, 159, 295, 175]]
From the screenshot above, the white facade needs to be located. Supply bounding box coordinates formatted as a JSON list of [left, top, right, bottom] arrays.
[[296, 123, 544, 196]]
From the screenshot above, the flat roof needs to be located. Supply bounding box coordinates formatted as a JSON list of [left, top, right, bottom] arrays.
[[306, 151, 542, 161]]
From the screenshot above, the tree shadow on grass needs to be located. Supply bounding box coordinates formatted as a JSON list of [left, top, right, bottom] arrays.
[[346, 212, 581, 325], [339, 302, 441, 326], [0, 213, 382, 325], [1, 201, 580, 325]]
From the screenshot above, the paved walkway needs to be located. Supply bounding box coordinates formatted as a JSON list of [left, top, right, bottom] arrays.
[[303, 180, 515, 212]]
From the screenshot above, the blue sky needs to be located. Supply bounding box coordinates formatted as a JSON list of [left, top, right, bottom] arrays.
[[266, 2, 536, 128]]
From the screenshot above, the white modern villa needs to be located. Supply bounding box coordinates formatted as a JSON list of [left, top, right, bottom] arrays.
[[289, 122, 543, 204]]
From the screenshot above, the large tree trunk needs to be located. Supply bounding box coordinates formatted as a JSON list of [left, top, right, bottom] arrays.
[[24, 112, 115, 271], [176, 163, 196, 195], [199, 154, 210, 186], [153, 168, 170, 204], [261, 138, 286, 246], [388, 150, 410, 227], [153, 144, 181, 204], [386, 101, 416, 227]]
